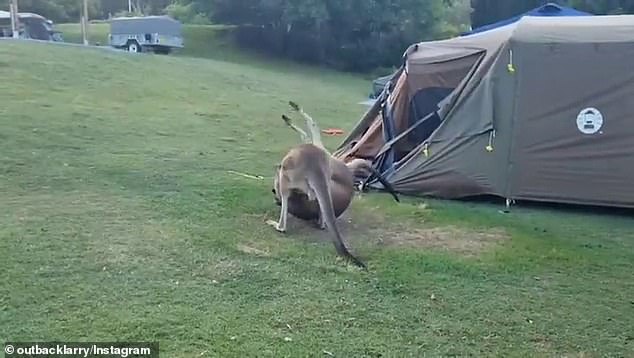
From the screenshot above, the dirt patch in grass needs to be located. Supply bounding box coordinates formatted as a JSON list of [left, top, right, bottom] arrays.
[[236, 242, 271, 257], [278, 199, 508, 257], [373, 225, 508, 257]]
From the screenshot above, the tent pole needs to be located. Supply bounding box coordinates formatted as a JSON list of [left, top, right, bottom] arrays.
[[374, 111, 437, 160]]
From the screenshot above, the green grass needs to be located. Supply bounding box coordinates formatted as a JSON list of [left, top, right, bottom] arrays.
[[55, 23, 347, 78], [56, 23, 243, 61], [1, 39, 633, 357]]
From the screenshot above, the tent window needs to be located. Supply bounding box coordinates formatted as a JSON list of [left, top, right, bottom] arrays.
[[390, 86, 453, 162], [408, 86, 454, 144]]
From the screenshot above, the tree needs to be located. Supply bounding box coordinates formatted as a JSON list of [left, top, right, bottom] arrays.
[[205, 0, 460, 72], [0, 0, 102, 22]]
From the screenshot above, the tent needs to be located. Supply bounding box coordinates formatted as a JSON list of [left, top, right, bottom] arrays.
[[335, 15, 634, 209], [367, 3, 592, 99], [462, 2, 592, 36]]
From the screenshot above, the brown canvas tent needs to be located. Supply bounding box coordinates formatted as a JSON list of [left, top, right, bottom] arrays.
[[335, 15, 634, 208]]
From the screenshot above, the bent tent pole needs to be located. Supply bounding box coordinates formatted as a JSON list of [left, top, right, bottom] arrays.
[[334, 90, 383, 156], [361, 110, 437, 192], [360, 165, 400, 203], [347, 41, 412, 158], [334, 65, 404, 156], [361, 109, 437, 189], [374, 110, 438, 160], [378, 87, 398, 174]]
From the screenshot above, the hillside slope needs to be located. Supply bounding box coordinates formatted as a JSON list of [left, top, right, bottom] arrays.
[[55, 23, 349, 76]]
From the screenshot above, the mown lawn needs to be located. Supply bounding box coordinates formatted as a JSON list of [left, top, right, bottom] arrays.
[[55, 23, 242, 61], [0, 40, 632, 357], [54, 23, 341, 78]]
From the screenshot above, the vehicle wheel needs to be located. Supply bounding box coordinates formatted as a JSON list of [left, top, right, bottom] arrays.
[[126, 41, 141, 53]]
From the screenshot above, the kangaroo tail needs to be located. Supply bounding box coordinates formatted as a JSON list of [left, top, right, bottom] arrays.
[[308, 167, 367, 269]]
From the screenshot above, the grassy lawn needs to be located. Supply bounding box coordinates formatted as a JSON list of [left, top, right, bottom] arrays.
[[55, 23, 243, 61], [0, 39, 633, 357], [54, 23, 352, 80]]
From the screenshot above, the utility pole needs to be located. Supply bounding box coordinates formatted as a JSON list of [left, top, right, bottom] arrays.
[[135, 0, 143, 15], [10, 0, 19, 39], [81, 0, 89, 45], [128, 0, 132, 13]]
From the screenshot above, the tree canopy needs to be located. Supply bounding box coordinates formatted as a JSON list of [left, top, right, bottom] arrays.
[[203, 0, 468, 71]]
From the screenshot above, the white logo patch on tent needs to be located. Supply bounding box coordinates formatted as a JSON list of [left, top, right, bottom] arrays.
[[576, 107, 603, 135]]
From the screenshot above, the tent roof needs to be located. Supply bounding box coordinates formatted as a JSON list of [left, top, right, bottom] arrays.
[[405, 19, 517, 68], [513, 14, 634, 43], [405, 14, 634, 68], [417, 14, 633, 117], [463, 2, 592, 36]]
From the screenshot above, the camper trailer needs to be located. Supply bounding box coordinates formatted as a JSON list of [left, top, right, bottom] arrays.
[[0, 10, 63, 41], [108, 15, 183, 54]]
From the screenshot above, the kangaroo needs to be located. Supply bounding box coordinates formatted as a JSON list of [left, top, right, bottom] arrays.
[[272, 156, 372, 223], [273, 103, 357, 225], [267, 143, 366, 269], [273, 101, 398, 224]]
